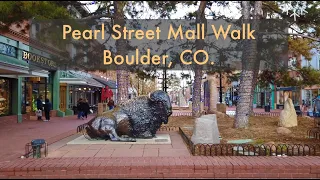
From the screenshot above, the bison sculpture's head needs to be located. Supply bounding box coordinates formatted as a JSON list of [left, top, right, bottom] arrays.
[[149, 90, 172, 124]]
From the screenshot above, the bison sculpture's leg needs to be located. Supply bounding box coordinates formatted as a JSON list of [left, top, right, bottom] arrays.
[[108, 128, 136, 142], [99, 118, 136, 142]]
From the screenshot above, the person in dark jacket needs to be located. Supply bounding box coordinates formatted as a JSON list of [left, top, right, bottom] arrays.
[[77, 98, 84, 119], [43, 98, 52, 122], [82, 99, 90, 119], [36, 95, 43, 120]]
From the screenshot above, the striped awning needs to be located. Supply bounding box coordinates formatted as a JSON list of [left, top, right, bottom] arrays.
[[92, 76, 117, 89], [60, 70, 104, 88], [303, 85, 320, 90]]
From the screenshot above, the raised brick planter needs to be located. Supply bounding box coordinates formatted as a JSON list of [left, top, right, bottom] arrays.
[[1, 156, 320, 179]]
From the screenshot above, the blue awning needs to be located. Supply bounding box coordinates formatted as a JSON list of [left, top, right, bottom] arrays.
[[276, 87, 297, 91]]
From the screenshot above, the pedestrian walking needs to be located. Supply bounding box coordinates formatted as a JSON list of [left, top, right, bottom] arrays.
[[77, 98, 84, 119], [36, 95, 43, 120], [107, 98, 115, 110], [302, 99, 306, 112], [43, 98, 52, 122], [82, 99, 90, 119]]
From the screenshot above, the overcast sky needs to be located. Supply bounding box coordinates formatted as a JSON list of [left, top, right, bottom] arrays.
[[82, 1, 242, 19]]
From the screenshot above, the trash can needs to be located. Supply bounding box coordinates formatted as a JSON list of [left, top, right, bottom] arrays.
[[31, 139, 46, 158], [264, 105, 270, 112]]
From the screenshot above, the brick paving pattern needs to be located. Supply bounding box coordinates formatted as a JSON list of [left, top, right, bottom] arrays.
[[47, 131, 190, 158], [0, 115, 94, 162], [1, 110, 319, 179], [0, 156, 320, 179]]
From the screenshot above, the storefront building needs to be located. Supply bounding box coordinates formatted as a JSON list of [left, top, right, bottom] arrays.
[[252, 84, 276, 109], [0, 33, 66, 122], [59, 70, 107, 115], [301, 86, 320, 110], [20, 46, 64, 117], [0, 36, 30, 122], [92, 75, 117, 102]]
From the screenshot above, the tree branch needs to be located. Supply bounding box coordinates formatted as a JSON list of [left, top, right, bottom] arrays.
[[81, 13, 114, 20], [262, 2, 289, 19], [261, 31, 320, 42]]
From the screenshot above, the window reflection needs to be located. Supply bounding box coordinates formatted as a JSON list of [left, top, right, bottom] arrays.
[[0, 78, 11, 116]]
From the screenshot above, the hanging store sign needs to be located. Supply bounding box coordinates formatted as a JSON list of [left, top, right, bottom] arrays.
[[22, 51, 57, 68], [0, 43, 17, 57]]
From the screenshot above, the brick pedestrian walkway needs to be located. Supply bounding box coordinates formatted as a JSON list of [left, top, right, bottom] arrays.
[[1, 156, 320, 179], [0, 114, 95, 162], [1, 111, 319, 179]]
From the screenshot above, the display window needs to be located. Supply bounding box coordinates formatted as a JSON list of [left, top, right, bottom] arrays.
[[279, 90, 300, 105], [24, 76, 53, 113], [0, 78, 11, 116]]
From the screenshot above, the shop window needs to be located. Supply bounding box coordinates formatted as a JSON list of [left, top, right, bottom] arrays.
[[47, 84, 53, 103], [39, 84, 46, 100], [24, 76, 53, 113], [0, 78, 11, 116]]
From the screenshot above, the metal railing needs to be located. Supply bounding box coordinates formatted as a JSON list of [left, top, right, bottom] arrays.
[[307, 118, 320, 140], [179, 127, 320, 156], [193, 143, 320, 156]]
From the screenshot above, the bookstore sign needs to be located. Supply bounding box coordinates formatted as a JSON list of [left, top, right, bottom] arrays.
[[22, 51, 57, 68]]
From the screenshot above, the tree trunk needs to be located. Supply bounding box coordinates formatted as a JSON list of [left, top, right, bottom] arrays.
[[192, 1, 207, 117], [192, 69, 203, 117], [235, 1, 256, 128], [249, 1, 263, 114], [114, 1, 128, 104]]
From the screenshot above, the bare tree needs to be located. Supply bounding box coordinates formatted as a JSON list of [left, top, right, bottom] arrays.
[[192, 1, 207, 117], [234, 1, 262, 128]]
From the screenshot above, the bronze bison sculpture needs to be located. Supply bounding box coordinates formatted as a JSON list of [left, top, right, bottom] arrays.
[[85, 90, 172, 142]]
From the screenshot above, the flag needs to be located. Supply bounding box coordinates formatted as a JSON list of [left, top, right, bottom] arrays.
[[108, 89, 113, 99], [104, 86, 109, 100]]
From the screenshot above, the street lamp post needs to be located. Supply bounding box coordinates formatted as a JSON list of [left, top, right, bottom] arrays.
[[157, 71, 168, 93]]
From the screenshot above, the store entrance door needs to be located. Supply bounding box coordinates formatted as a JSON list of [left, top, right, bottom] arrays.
[[60, 84, 67, 112], [261, 92, 265, 108]]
